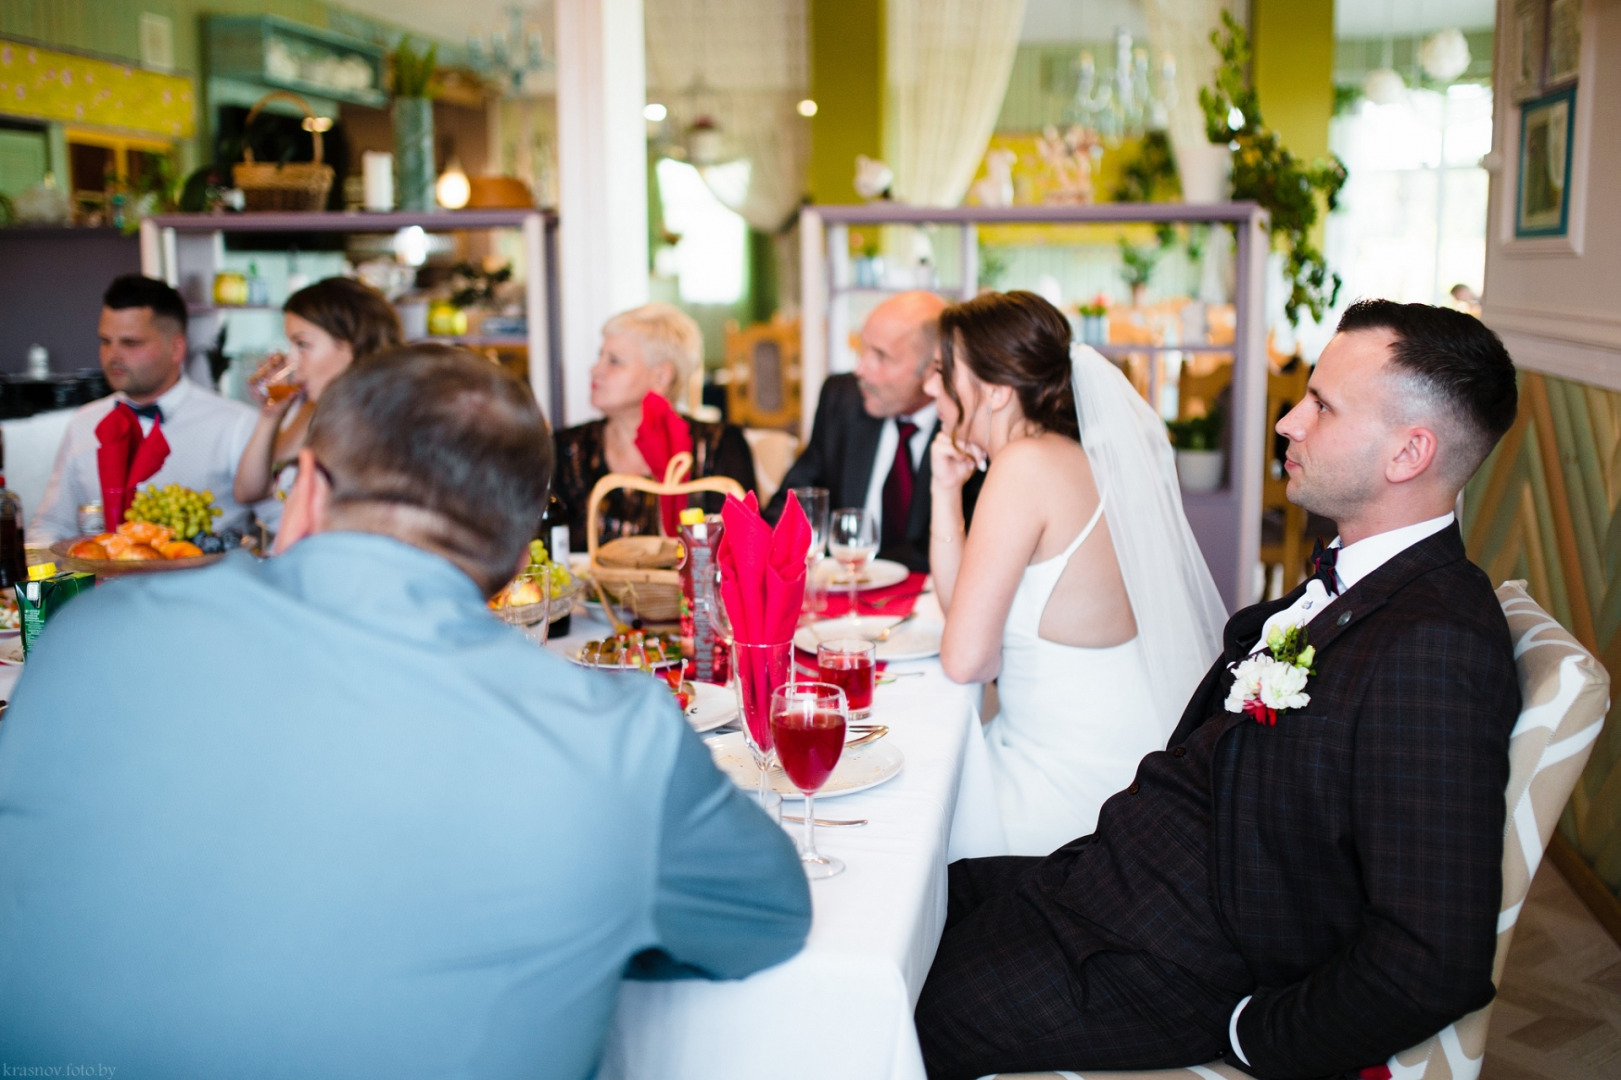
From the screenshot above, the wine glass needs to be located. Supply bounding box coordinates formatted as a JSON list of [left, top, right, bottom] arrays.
[[769, 681, 848, 879], [829, 507, 878, 621], [792, 486, 830, 618]]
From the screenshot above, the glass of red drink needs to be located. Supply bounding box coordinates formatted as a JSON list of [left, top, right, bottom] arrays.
[[816, 638, 875, 718], [769, 681, 848, 879]]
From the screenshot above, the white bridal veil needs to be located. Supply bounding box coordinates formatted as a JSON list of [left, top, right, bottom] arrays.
[[1071, 344, 1228, 734]]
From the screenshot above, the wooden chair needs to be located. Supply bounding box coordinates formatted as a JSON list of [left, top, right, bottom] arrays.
[[991, 581, 1611, 1080], [743, 427, 800, 507], [1258, 362, 1310, 596], [1176, 359, 1231, 421], [724, 317, 801, 431]]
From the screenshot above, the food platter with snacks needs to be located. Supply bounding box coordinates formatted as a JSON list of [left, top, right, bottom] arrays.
[[488, 539, 581, 626], [569, 630, 684, 672], [49, 484, 245, 575]]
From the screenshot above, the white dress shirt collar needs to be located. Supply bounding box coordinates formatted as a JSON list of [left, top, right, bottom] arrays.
[[116, 376, 193, 426], [1330, 511, 1456, 593]]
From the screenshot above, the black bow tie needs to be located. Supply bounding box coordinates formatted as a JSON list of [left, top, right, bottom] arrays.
[[1310, 537, 1340, 596], [125, 401, 164, 423]]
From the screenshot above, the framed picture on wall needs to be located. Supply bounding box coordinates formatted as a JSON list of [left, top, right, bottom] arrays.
[[1547, 0, 1583, 85], [1516, 85, 1577, 238], [1512, 0, 1547, 101]]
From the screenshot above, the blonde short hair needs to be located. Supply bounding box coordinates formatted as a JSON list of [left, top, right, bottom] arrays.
[[601, 302, 702, 400]]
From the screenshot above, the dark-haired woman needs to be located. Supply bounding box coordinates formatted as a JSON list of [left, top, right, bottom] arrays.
[[924, 290, 1226, 855], [234, 278, 403, 519]]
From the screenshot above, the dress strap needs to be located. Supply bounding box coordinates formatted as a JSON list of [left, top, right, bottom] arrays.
[[1057, 490, 1107, 562]]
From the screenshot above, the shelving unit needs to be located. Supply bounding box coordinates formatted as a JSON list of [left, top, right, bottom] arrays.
[[140, 210, 561, 423], [800, 201, 1269, 611]]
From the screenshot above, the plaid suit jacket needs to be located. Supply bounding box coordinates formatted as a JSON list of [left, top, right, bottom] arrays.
[[1029, 523, 1519, 1079]]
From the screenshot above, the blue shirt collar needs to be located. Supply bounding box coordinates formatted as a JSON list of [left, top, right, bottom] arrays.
[[258, 531, 503, 648]]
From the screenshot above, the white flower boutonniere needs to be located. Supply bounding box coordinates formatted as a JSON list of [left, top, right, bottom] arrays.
[[1225, 622, 1316, 726]]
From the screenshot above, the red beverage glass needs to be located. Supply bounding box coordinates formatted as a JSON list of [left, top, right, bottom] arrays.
[[769, 682, 848, 879], [817, 637, 875, 718]]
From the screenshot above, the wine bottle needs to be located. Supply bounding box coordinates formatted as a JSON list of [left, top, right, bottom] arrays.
[[539, 491, 571, 637]]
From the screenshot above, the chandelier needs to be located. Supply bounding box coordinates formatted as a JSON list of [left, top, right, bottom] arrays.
[[467, 4, 553, 95], [1069, 27, 1176, 142]]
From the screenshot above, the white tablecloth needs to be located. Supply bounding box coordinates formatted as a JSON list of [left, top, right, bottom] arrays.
[[547, 593, 1005, 1080]]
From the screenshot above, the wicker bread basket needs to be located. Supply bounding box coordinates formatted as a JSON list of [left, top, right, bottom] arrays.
[[586, 453, 745, 625], [232, 91, 335, 212]]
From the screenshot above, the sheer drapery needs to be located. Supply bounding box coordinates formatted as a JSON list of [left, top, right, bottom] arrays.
[[1141, 0, 1239, 202], [884, 0, 1025, 208], [644, 0, 808, 233]]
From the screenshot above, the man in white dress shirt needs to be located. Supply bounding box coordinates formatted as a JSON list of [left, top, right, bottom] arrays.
[[767, 290, 981, 572], [31, 276, 261, 543]]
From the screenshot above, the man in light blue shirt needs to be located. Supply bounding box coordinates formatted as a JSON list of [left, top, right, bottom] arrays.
[[0, 345, 811, 1078]]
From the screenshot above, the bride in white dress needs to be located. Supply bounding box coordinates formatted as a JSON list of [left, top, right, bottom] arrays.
[[924, 291, 1227, 856]]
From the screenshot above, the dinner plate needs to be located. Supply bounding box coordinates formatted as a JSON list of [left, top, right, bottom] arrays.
[[705, 731, 904, 800], [0, 637, 23, 664], [812, 557, 909, 592], [794, 616, 943, 663], [685, 680, 737, 733]]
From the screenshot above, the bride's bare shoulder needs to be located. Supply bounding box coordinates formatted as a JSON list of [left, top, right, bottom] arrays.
[[987, 432, 1090, 479]]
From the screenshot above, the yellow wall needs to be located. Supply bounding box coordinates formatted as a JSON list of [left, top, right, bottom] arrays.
[[1250, 0, 1335, 166], [808, 0, 883, 204]]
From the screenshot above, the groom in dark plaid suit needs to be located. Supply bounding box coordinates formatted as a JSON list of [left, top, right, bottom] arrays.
[[916, 301, 1523, 1080]]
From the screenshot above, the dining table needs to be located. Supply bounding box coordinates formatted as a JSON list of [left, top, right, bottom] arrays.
[[546, 588, 1007, 1080]]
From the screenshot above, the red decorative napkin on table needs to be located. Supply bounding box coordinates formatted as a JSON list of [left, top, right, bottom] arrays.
[[633, 391, 694, 537], [820, 572, 928, 620], [95, 403, 170, 531], [716, 491, 811, 644]]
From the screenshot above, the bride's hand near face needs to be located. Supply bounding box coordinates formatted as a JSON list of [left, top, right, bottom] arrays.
[[929, 431, 980, 492]]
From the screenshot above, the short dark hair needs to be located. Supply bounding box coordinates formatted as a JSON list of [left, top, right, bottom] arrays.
[[306, 344, 554, 594], [103, 274, 188, 335], [938, 290, 1080, 443], [284, 277, 403, 361], [1337, 299, 1518, 482]]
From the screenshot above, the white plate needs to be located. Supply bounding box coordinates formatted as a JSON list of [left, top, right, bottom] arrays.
[[794, 616, 943, 663], [0, 637, 23, 664], [705, 731, 904, 800], [812, 557, 909, 592], [685, 680, 737, 733]]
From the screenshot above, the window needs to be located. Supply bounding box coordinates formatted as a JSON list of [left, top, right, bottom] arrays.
[[655, 158, 746, 305]]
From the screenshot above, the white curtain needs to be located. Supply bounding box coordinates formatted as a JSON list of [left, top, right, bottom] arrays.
[[644, 0, 809, 233], [884, 0, 1026, 208], [1141, 0, 1240, 202]]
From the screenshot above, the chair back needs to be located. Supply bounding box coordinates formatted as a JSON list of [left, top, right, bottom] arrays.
[[990, 582, 1611, 1080], [1258, 362, 1310, 594], [725, 317, 801, 431], [1177, 359, 1232, 421]]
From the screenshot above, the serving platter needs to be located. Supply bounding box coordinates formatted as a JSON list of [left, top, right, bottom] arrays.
[[48, 536, 225, 576]]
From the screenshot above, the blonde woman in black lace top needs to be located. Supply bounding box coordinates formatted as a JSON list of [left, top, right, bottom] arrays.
[[552, 303, 756, 549]]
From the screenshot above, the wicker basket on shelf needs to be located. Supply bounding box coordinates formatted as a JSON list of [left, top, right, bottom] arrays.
[[586, 453, 745, 626], [232, 91, 335, 212]]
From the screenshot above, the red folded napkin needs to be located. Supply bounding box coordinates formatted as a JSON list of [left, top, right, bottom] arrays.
[[820, 572, 928, 620], [718, 490, 810, 644], [634, 391, 694, 536], [95, 403, 170, 532]]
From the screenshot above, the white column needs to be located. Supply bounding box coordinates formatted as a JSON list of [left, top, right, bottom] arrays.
[[555, 0, 650, 427]]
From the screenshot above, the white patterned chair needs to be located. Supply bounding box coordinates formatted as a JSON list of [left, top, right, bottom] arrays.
[[988, 581, 1610, 1080]]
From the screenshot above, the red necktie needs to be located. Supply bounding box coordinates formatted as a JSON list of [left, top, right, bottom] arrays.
[[881, 418, 918, 550]]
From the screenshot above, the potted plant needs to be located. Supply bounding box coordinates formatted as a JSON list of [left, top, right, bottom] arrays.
[[1199, 12, 1348, 326], [1075, 298, 1108, 346], [1166, 407, 1225, 494], [390, 37, 439, 213]]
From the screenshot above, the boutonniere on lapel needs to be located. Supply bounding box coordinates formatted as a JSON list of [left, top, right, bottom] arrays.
[[1224, 623, 1316, 726]]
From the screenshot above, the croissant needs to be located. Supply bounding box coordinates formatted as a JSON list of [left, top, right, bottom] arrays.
[[112, 543, 163, 561]]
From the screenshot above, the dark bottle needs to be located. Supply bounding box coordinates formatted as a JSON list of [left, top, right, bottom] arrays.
[[0, 472, 25, 589], [539, 491, 571, 638]]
